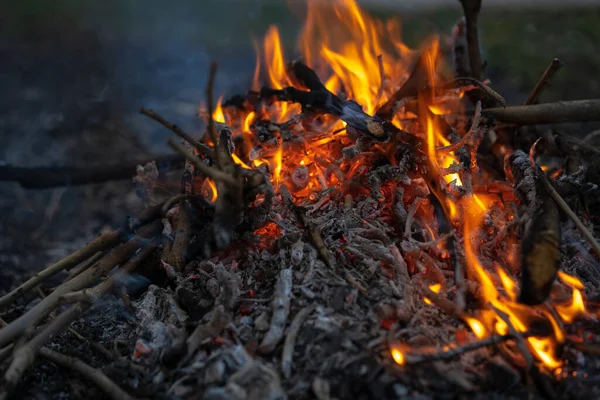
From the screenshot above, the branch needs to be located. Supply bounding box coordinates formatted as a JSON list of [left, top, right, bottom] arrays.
[[140, 107, 214, 158], [458, 0, 483, 80], [167, 138, 237, 185], [524, 58, 564, 105], [483, 99, 600, 125], [401, 333, 531, 364], [0, 154, 184, 189], [262, 61, 389, 141]]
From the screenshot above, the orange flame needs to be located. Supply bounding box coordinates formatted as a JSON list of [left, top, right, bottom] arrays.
[[391, 347, 405, 365], [203, 178, 218, 203], [213, 95, 225, 123]]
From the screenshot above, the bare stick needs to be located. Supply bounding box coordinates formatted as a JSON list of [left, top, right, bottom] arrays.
[[524, 58, 564, 105], [0, 154, 184, 189], [281, 304, 314, 379], [64, 250, 105, 282], [458, 0, 483, 80], [375, 54, 386, 104], [39, 347, 135, 400], [60, 245, 156, 305], [167, 139, 236, 185], [259, 268, 293, 354], [0, 231, 121, 310], [483, 99, 600, 125], [402, 333, 531, 364], [0, 221, 161, 348], [437, 101, 482, 153], [140, 107, 214, 158], [205, 62, 221, 166], [537, 166, 600, 257], [490, 305, 533, 368]]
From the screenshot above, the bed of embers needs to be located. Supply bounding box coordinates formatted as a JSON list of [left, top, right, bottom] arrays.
[[2, 0, 600, 399]]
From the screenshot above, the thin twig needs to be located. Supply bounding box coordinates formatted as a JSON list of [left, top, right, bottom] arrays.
[[536, 166, 600, 257], [39, 347, 135, 400], [437, 101, 482, 153], [140, 107, 214, 158], [524, 58, 564, 105], [0, 231, 121, 310], [489, 304, 533, 368], [167, 139, 237, 185], [404, 197, 424, 239], [282, 304, 315, 379], [375, 54, 386, 104], [205, 62, 221, 166], [401, 333, 531, 364]]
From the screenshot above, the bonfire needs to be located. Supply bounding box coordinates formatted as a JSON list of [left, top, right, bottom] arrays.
[[1, 0, 600, 399]]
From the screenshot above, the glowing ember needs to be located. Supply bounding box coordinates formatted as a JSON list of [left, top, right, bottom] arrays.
[[391, 347, 405, 365]]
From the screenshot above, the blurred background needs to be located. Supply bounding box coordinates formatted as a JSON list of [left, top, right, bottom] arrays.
[[1, 0, 599, 293]]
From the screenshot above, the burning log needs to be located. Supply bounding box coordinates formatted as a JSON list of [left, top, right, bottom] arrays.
[[261, 61, 389, 141]]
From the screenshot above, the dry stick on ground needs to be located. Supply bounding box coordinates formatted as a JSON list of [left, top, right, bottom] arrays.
[[0, 231, 121, 310], [0, 221, 161, 348], [0, 154, 185, 189], [140, 107, 214, 159], [458, 0, 483, 80], [0, 244, 156, 398], [259, 268, 293, 354], [483, 99, 600, 125], [281, 304, 315, 379], [39, 347, 135, 400], [64, 250, 106, 282], [524, 58, 564, 105], [60, 245, 157, 305], [536, 165, 600, 257]]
